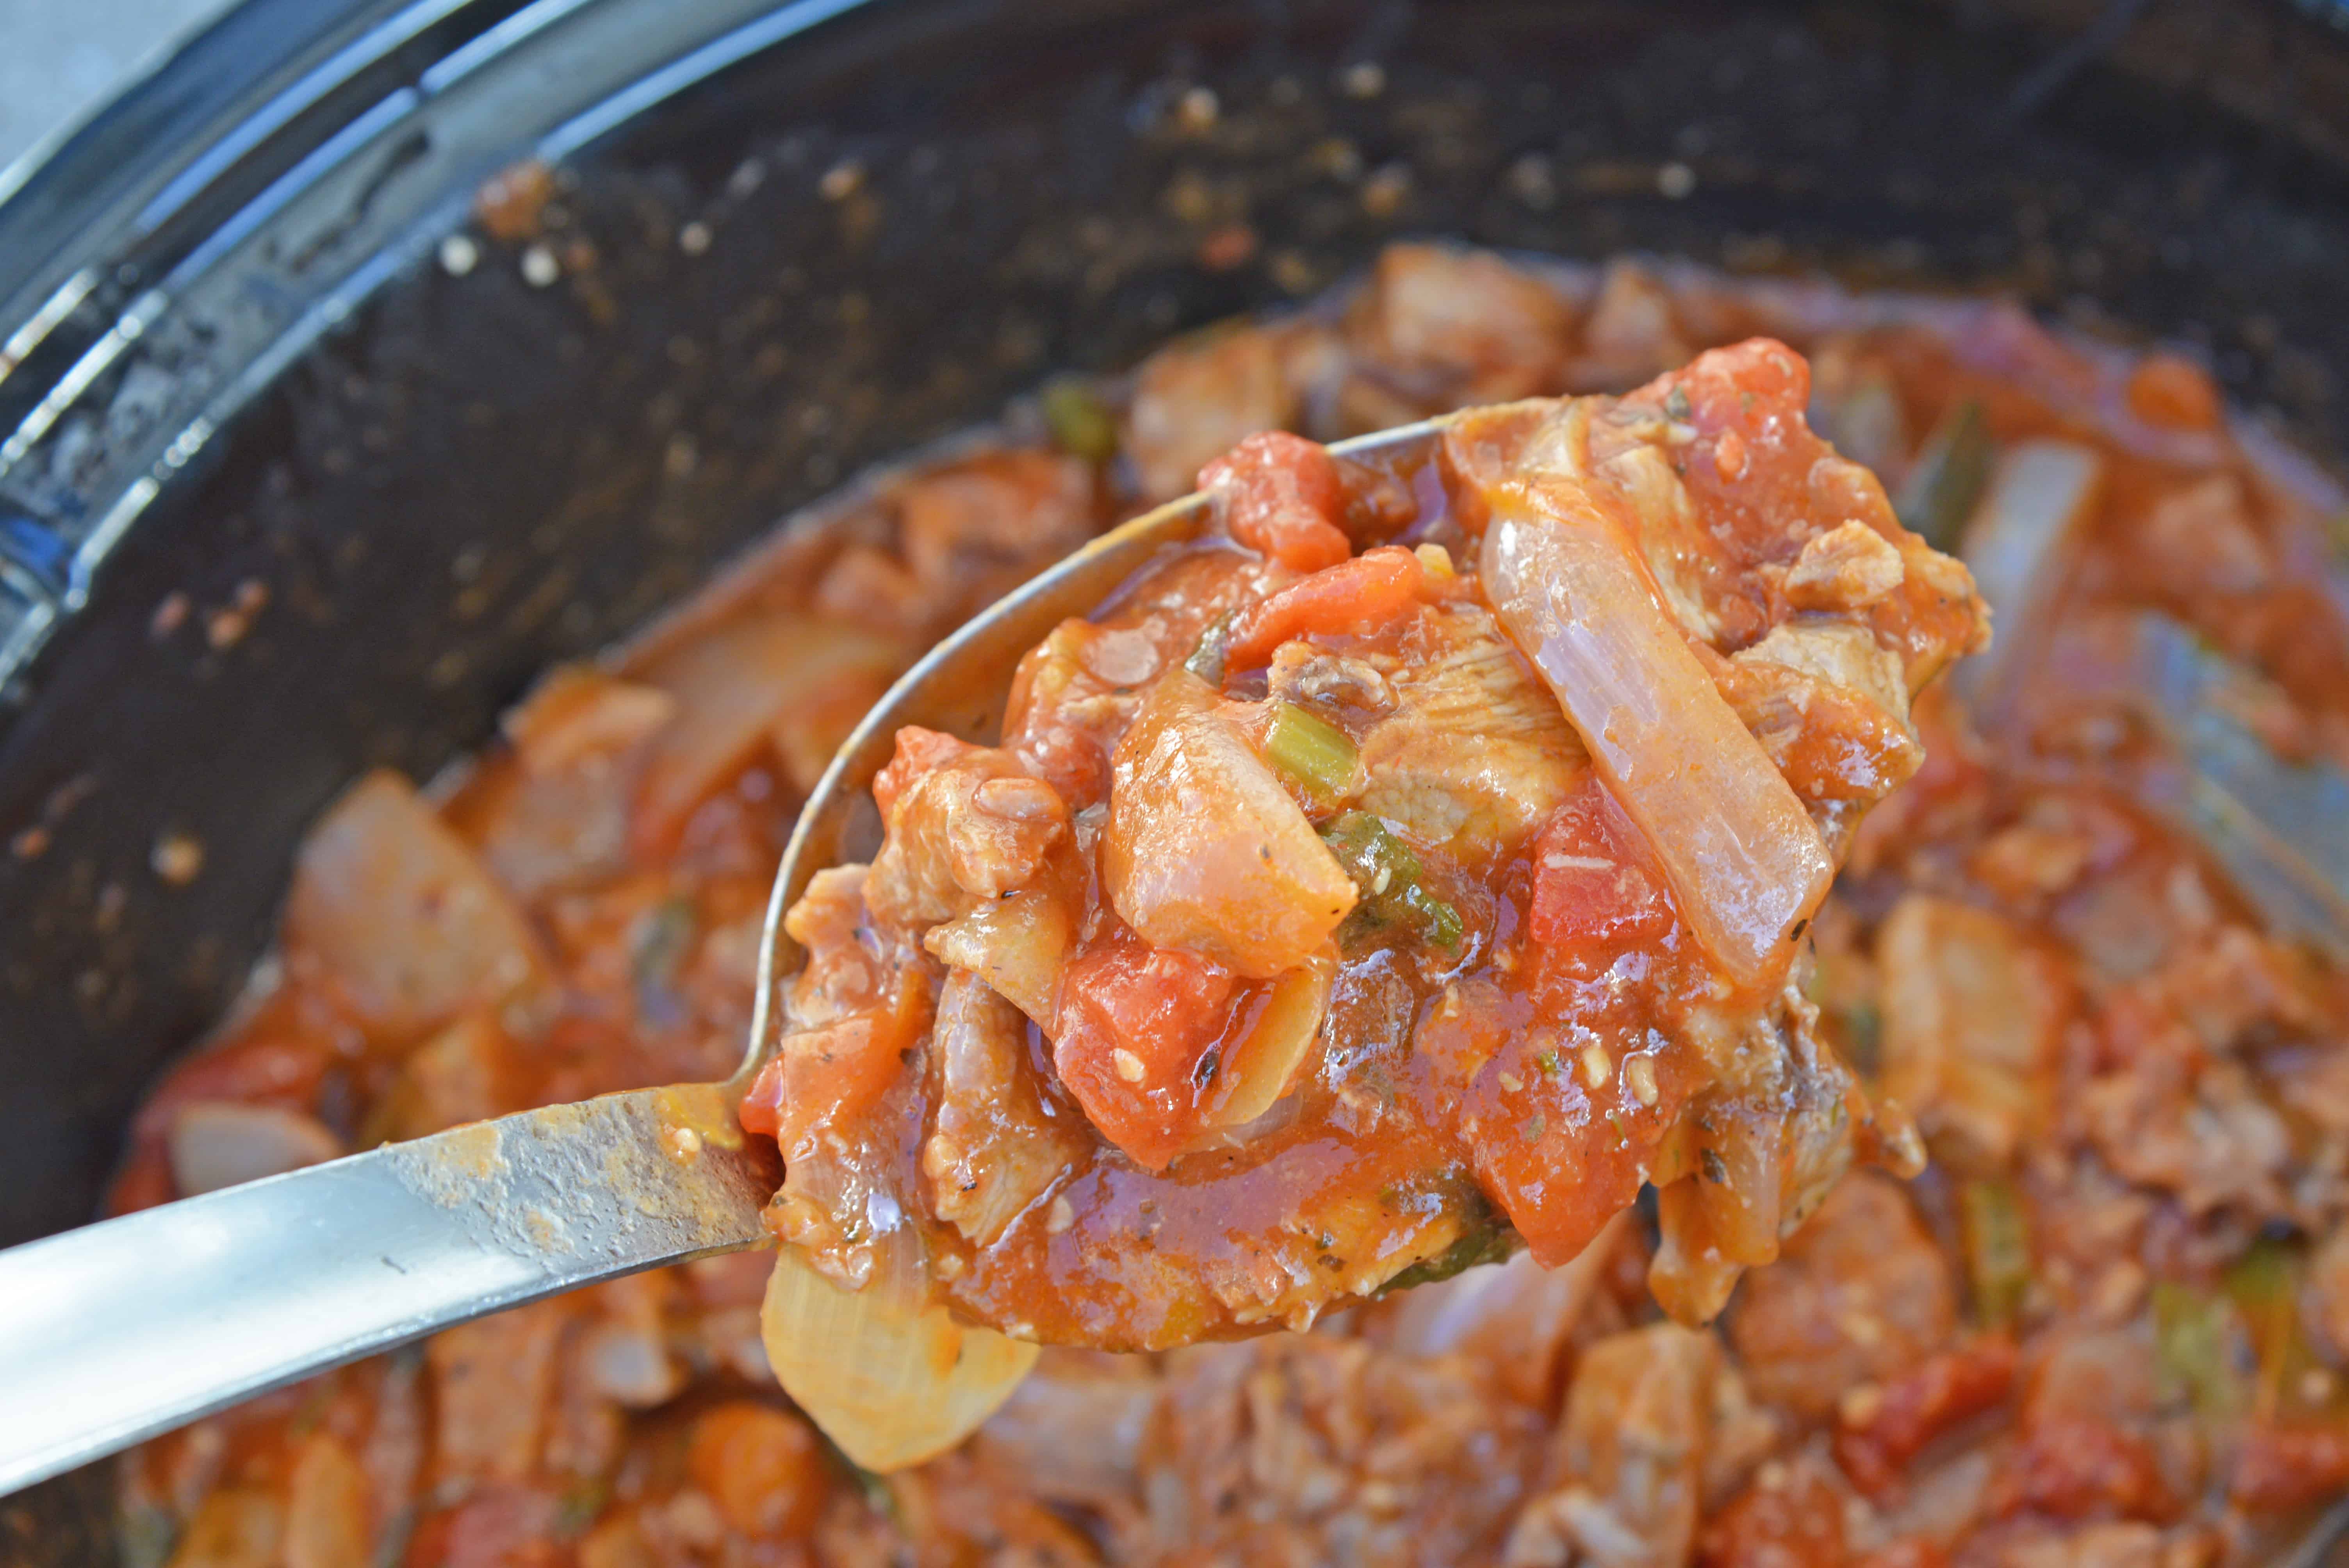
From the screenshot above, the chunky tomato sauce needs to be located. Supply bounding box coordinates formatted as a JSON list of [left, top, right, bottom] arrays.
[[746, 342, 1986, 1370], [109, 244, 2349, 1568]]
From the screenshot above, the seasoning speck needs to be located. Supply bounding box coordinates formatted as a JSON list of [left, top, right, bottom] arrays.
[[474, 159, 555, 241], [1361, 164, 1411, 219], [205, 582, 267, 650], [1624, 1052, 1660, 1107], [152, 831, 205, 886], [437, 234, 479, 276], [1112, 1048, 1147, 1083], [1507, 154, 1556, 210], [1046, 1194, 1076, 1234], [819, 160, 865, 201], [1579, 1041, 1612, 1090], [520, 244, 560, 287], [1176, 86, 1220, 132]]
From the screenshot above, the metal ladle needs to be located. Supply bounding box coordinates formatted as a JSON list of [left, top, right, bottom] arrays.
[[0, 417, 1449, 1497]]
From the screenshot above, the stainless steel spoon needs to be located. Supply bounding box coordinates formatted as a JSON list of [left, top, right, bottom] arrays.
[[0, 416, 1451, 1497]]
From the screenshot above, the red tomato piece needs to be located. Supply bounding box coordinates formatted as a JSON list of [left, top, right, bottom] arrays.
[[1834, 1335, 2018, 1497], [738, 973, 929, 1153], [1224, 546, 1426, 670], [1052, 931, 1239, 1170], [1527, 775, 1676, 952], [1200, 430, 1351, 573], [1991, 1414, 2172, 1522], [2233, 1422, 2349, 1512]]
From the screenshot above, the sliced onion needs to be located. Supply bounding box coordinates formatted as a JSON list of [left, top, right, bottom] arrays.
[[1955, 439, 2104, 700], [286, 770, 551, 1041], [761, 1231, 1037, 1473], [921, 888, 1071, 1027], [167, 1101, 343, 1196], [631, 612, 905, 855], [1481, 483, 1831, 985], [1205, 944, 1337, 1129]]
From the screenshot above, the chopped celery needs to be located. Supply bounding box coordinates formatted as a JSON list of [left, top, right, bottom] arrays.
[[1895, 397, 1993, 551], [1039, 376, 1119, 461], [2227, 1235, 2301, 1308], [1263, 701, 1359, 808], [2152, 1281, 2242, 1419], [1377, 1200, 1516, 1294], [2228, 1236, 2313, 1415], [1185, 611, 1235, 684], [1322, 810, 1464, 950], [1957, 1178, 2032, 1328]]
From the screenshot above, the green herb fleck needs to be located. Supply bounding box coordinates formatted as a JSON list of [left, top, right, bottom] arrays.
[[1378, 1219, 1519, 1294], [1895, 397, 1994, 550], [1040, 376, 1119, 462], [1322, 810, 1464, 950]]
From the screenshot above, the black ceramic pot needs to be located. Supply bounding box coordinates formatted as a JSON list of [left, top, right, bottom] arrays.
[[4, 0, 2348, 1557]]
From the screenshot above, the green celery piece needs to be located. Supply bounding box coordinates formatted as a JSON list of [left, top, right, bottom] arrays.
[[1956, 1178, 2031, 1329], [1264, 701, 1358, 808], [2152, 1280, 2242, 1419], [1039, 376, 1119, 461], [1322, 811, 1464, 950], [1895, 397, 1993, 550]]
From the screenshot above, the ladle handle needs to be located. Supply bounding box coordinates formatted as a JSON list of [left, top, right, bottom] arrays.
[[0, 1084, 775, 1497]]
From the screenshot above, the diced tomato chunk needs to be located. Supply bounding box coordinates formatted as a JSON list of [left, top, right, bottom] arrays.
[[2233, 1421, 2349, 1511], [1052, 932, 1239, 1170], [1224, 547, 1427, 670], [1699, 1466, 1845, 1568], [1527, 775, 1676, 952], [738, 974, 928, 1153], [1200, 430, 1351, 572], [1834, 1335, 2018, 1497], [1991, 1415, 2172, 1522], [687, 1401, 830, 1538]]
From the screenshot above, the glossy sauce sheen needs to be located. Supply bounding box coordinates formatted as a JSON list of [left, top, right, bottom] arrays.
[[748, 342, 1989, 1351]]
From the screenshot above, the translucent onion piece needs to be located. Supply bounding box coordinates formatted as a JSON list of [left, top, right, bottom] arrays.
[[1205, 944, 1338, 1129], [1481, 486, 1831, 985], [632, 612, 906, 855], [2128, 613, 2349, 959], [761, 1233, 1037, 1473], [923, 888, 1072, 1027], [286, 770, 552, 1040], [1953, 438, 2103, 701], [1103, 670, 1357, 979]]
